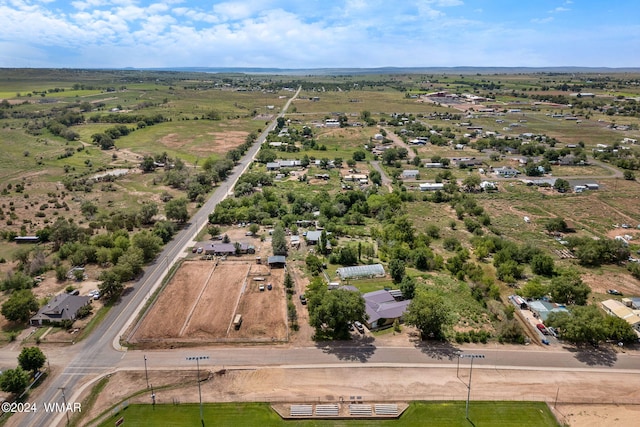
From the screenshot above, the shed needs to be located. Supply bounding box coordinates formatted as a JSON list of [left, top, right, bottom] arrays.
[[268, 255, 287, 268], [305, 230, 323, 244]]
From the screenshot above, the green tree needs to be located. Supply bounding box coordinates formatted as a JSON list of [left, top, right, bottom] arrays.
[[520, 279, 548, 300], [140, 155, 156, 172], [623, 170, 636, 181], [400, 275, 416, 299], [545, 217, 568, 233], [369, 170, 382, 186], [271, 225, 288, 256], [138, 202, 159, 225], [546, 305, 606, 345], [604, 315, 638, 343], [308, 289, 366, 339], [553, 178, 571, 193], [18, 347, 46, 373], [132, 230, 163, 262], [0, 367, 29, 395], [1, 289, 38, 323], [530, 254, 555, 276], [405, 289, 454, 340], [548, 271, 590, 305], [352, 150, 366, 162], [389, 258, 406, 284], [80, 200, 98, 218], [98, 269, 124, 300], [305, 254, 323, 275], [462, 174, 481, 192], [165, 197, 188, 223], [1, 271, 34, 292]]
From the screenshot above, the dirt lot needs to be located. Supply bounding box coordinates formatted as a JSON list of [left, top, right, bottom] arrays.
[[130, 259, 287, 345]]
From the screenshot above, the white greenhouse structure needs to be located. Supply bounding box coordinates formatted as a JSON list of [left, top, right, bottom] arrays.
[[336, 264, 386, 280]]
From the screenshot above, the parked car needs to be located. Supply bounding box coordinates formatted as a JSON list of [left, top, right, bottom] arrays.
[[259, 284, 265, 292], [299, 294, 307, 305], [196, 247, 203, 254], [607, 289, 623, 296], [267, 283, 272, 291], [536, 323, 549, 335], [353, 321, 365, 334], [192, 247, 198, 253]]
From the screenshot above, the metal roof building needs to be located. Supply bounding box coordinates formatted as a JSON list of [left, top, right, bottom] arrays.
[[336, 264, 385, 280]]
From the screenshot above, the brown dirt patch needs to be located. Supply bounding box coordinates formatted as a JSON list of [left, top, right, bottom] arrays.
[[556, 404, 640, 427], [203, 131, 248, 155], [582, 271, 640, 296], [158, 133, 190, 149], [130, 258, 288, 345]]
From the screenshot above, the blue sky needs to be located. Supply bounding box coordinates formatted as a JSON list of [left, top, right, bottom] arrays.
[[0, 0, 638, 68]]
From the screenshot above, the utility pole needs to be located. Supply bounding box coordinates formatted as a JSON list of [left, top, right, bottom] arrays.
[[458, 353, 485, 420], [144, 355, 149, 389], [59, 387, 70, 426], [186, 356, 209, 427]]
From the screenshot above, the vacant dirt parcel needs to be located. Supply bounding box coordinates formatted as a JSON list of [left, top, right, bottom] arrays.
[[130, 260, 287, 346]]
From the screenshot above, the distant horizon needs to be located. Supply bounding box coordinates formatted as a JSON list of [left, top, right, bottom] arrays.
[[1, 1, 638, 69], [3, 65, 640, 76]]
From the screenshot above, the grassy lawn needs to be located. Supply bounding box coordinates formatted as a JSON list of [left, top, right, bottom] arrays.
[[96, 401, 559, 427]]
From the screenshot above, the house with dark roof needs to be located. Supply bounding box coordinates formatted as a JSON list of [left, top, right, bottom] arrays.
[[363, 290, 411, 330], [30, 293, 92, 326]]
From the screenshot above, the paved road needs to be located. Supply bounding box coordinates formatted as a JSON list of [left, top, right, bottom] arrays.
[[118, 344, 640, 373], [11, 87, 301, 427]]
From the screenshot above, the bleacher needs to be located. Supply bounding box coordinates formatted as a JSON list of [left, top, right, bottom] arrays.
[[289, 404, 313, 417], [349, 404, 372, 416], [374, 404, 398, 416], [315, 404, 339, 416]]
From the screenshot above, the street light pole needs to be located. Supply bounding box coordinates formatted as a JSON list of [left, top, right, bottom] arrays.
[[186, 356, 209, 427], [144, 355, 149, 389], [459, 353, 485, 420], [59, 387, 70, 426]]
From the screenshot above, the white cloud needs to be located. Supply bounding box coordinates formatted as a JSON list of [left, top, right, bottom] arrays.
[[532, 17, 554, 24], [551, 7, 570, 13]]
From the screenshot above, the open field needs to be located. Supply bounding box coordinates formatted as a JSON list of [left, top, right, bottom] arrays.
[[129, 259, 287, 345], [96, 401, 559, 427]]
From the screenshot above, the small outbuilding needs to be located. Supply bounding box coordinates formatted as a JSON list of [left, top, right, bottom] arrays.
[[267, 255, 287, 268]]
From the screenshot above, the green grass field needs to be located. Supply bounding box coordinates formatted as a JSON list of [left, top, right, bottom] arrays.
[[96, 401, 559, 427]]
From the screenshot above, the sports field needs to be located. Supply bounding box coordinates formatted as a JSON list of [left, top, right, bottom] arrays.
[[97, 401, 559, 427]]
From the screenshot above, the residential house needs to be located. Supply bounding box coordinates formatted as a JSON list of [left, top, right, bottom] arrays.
[[363, 290, 411, 330], [494, 166, 520, 178], [401, 169, 419, 179], [30, 293, 92, 326]]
